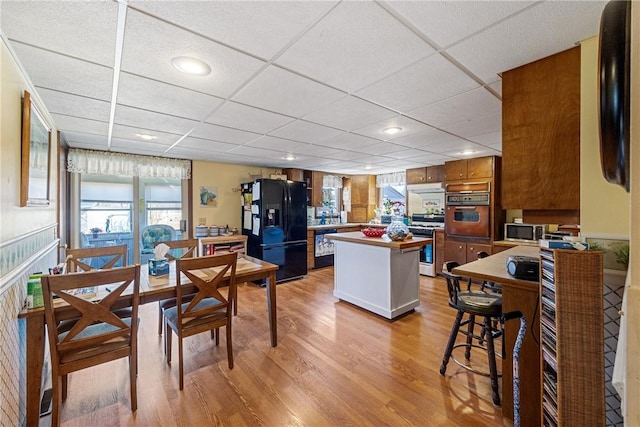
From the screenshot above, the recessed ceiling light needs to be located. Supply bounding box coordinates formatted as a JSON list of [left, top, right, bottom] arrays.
[[136, 133, 157, 140], [459, 149, 476, 156], [171, 56, 211, 76], [364, 165, 372, 170], [383, 127, 402, 135], [285, 154, 296, 161]]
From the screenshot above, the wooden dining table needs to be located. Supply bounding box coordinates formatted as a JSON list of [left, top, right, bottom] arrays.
[[452, 245, 541, 427], [18, 254, 278, 427]]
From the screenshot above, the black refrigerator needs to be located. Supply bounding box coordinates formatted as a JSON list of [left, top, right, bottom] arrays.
[[242, 178, 307, 283]]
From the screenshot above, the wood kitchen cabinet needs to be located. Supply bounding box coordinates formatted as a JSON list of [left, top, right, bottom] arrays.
[[283, 168, 317, 207], [348, 175, 376, 223], [445, 156, 494, 181], [434, 228, 445, 275], [501, 46, 580, 210], [444, 239, 492, 266], [408, 165, 446, 184], [406, 167, 427, 184]]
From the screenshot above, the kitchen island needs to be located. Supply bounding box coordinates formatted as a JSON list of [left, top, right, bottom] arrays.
[[325, 231, 431, 319]]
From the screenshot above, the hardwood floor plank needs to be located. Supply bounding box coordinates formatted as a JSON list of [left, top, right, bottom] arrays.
[[46, 267, 507, 427]]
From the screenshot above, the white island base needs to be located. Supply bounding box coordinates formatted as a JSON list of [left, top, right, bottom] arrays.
[[327, 232, 431, 320]]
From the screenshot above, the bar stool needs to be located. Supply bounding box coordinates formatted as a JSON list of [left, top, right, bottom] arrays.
[[439, 261, 504, 406]]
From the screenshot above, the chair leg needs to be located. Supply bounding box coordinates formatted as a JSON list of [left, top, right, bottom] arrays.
[[440, 310, 464, 375], [166, 323, 172, 364], [465, 314, 476, 360], [178, 333, 184, 391], [61, 374, 68, 401], [226, 323, 233, 369], [51, 374, 62, 427], [157, 302, 163, 335], [215, 327, 220, 345], [130, 354, 137, 412], [484, 316, 500, 406]]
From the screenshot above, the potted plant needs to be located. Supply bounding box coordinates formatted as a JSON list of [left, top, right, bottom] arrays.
[[89, 227, 102, 238]]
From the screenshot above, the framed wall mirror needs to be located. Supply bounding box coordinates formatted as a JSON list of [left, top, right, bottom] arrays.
[[21, 90, 51, 206]]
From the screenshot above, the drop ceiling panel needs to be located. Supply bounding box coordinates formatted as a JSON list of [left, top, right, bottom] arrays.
[[50, 114, 109, 136], [114, 105, 199, 136], [110, 137, 173, 152], [353, 115, 433, 141], [269, 120, 343, 144], [228, 145, 291, 161], [393, 128, 466, 150], [232, 65, 345, 117], [205, 101, 295, 134], [247, 135, 312, 154], [384, 1, 535, 48], [12, 44, 113, 101], [63, 132, 108, 148], [172, 136, 238, 153], [38, 89, 110, 122], [120, 9, 266, 99], [1, 1, 117, 66], [317, 133, 381, 150], [302, 95, 396, 131], [321, 150, 370, 161], [117, 73, 223, 120], [401, 153, 456, 164], [409, 87, 501, 128], [111, 124, 182, 147], [275, 1, 433, 93], [468, 131, 502, 147], [129, 1, 339, 60], [356, 53, 480, 113], [440, 112, 501, 138], [190, 122, 260, 145], [445, 1, 606, 83]]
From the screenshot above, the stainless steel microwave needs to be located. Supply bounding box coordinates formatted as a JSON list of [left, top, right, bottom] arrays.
[[504, 223, 548, 243]]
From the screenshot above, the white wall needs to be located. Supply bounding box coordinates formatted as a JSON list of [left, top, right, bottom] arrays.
[[0, 36, 59, 426]]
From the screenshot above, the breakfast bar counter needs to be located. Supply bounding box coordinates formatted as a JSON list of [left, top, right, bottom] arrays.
[[325, 232, 431, 319]]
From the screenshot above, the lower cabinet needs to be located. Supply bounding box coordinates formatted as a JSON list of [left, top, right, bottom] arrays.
[[434, 229, 445, 275], [444, 238, 492, 265]]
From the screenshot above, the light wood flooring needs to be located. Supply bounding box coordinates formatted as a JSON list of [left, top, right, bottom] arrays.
[[43, 267, 508, 426]]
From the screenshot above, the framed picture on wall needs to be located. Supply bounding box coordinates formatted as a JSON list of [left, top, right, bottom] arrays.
[[20, 90, 51, 206], [199, 186, 218, 207]]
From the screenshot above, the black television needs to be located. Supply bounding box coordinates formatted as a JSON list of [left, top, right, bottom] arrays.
[[598, 0, 631, 192]]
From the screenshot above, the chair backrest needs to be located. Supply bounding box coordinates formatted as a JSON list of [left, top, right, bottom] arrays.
[[66, 244, 128, 272], [154, 238, 199, 261], [441, 261, 464, 307], [175, 252, 238, 325], [41, 265, 140, 370], [477, 251, 490, 259], [140, 225, 176, 253]]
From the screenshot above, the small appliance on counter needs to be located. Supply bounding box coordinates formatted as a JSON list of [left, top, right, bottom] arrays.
[[504, 223, 548, 243]]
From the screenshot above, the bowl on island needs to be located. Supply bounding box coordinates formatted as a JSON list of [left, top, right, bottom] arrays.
[[361, 228, 385, 238]]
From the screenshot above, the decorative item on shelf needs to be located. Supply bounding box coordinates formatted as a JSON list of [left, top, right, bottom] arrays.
[[386, 216, 410, 241], [195, 226, 208, 238], [90, 227, 102, 238]]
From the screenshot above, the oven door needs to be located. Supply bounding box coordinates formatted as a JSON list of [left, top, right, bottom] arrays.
[[445, 205, 490, 238]]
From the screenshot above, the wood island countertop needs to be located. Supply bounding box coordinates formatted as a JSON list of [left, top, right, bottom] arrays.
[[307, 223, 387, 230], [325, 231, 431, 250]]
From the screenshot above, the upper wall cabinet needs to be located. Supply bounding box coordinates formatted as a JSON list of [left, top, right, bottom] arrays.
[[501, 47, 581, 210], [445, 157, 494, 181], [406, 165, 445, 184]]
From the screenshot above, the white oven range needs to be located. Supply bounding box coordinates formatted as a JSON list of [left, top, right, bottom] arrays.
[[408, 214, 444, 277]]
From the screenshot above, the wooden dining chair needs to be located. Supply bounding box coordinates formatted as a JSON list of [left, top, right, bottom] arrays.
[[41, 265, 141, 427], [65, 244, 128, 272], [154, 239, 200, 335], [164, 252, 238, 390]]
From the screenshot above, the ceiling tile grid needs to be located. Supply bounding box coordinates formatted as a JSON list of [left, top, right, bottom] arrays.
[[0, 0, 607, 175]]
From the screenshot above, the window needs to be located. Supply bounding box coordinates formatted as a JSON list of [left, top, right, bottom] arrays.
[[144, 182, 182, 230], [80, 177, 133, 234], [380, 185, 406, 216]]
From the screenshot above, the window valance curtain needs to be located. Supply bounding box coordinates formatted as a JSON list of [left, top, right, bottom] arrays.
[[67, 149, 191, 180], [322, 175, 343, 188], [376, 171, 406, 188]]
